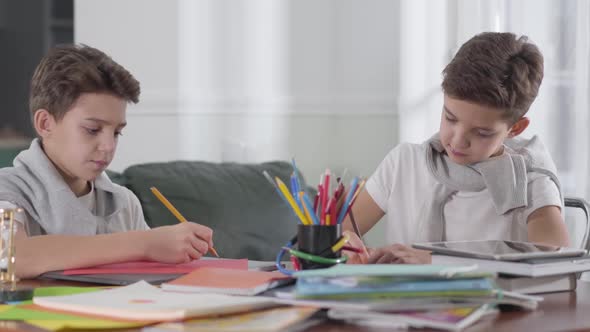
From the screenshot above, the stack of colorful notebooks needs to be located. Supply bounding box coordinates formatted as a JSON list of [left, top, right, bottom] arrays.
[[284, 264, 541, 331]]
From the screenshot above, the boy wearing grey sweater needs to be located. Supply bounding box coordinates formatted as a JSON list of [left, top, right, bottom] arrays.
[[0, 45, 214, 278]]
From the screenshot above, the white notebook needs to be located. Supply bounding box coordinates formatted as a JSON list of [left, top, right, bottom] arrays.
[[432, 254, 590, 277], [495, 274, 577, 294], [33, 281, 276, 322]]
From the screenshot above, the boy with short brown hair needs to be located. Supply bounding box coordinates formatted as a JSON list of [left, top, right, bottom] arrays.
[[0, 45, 214, 278], [345, 32, 569, 264]]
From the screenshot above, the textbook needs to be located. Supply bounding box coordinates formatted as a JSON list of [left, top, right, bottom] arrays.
[[33, 281, 276, 322], [161, 267, 293, 296], [432, 254, 590, 277], [495, 273, 577, 294]]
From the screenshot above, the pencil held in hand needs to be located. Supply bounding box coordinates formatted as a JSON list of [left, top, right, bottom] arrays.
[[150, 187, 220, 258]]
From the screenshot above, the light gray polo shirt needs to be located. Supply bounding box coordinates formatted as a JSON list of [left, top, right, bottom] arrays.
[[0, 139, 149, 236]]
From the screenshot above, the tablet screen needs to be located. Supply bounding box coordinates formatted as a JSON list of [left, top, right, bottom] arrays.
[[438, 240, 558, 254], [413, 240, 586, 260]]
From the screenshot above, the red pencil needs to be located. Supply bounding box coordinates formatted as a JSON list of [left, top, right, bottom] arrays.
[[342, 245, 363, 253]]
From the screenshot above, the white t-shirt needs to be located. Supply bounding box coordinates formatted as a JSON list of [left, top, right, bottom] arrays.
[[365, 142, 562, 245], [0, 182, 149, 235]]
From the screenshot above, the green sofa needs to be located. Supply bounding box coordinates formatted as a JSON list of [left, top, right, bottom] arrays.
[[107, 161, 308, 261]]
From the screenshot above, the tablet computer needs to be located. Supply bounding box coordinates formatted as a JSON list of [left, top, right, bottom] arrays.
[[412, 240, 587, 261]]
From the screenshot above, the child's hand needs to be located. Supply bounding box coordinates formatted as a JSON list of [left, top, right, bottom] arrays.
[[367, 244, 432, 264], [342, 230, 370, 264], [144, 222, 214, 263]]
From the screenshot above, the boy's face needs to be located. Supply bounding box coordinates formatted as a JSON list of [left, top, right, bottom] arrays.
[[40, 93, 127, 190], [439, 95, 523, 165]]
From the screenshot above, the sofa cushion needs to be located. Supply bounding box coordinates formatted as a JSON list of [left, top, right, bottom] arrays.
[[105, 169, 126, 186], [123, 161, 304, 261]]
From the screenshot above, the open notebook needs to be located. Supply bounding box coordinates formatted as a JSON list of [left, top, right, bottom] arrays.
[[33, 281, 276, 322]]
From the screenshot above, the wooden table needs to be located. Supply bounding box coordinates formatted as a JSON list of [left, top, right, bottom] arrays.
[[5, 279, 590, 332]]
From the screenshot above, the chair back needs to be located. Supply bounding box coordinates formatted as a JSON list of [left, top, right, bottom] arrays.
[[564, 197, 590, 251]]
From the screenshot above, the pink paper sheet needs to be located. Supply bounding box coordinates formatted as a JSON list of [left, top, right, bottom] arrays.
[[63, 259, 248, 275]]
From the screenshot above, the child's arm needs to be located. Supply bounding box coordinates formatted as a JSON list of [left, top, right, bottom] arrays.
[[341, 189, 385, 235], [14, 221, 214, 279], [527, 205, 570, 247], [344, 228, 431, 265]]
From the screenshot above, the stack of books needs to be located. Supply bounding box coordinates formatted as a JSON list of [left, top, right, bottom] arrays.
[[432, 254, 590, 294], [283, 264, 541, 331], [412, 239, 590, 294]]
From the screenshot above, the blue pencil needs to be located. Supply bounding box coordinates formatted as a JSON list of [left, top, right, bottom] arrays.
[[263, 171, 302, 224], [337, 177, 359, 224], [302, 192, 321, 225], [291, 158, 303, 194]]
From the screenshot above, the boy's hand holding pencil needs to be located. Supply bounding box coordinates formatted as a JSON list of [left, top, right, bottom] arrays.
[[150, 187, 220, 260], [144, 222, 215, 263], [342, 230, 370, 264]]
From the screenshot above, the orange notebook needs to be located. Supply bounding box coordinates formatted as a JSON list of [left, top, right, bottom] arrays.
[[161, 267, 293, 296]]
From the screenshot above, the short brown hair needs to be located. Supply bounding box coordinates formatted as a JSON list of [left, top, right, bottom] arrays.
[[29, 44, 140, 123], [442, 32, 544, 122]]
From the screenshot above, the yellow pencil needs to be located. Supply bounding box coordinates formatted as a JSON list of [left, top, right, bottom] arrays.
[[275, 177, 311, 225], [150, 187, 220, 257]]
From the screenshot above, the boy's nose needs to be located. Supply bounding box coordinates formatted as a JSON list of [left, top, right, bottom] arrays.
[[98, 135, 117, 152], [452, 132, 469, 149]]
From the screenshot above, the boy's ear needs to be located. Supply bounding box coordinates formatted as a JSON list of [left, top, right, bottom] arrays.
[[33, 109, 57, 139], [508, 117, 529, 138]]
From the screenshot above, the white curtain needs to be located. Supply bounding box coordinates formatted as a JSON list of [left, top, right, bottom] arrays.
[[397, 0, 590, 248], [398, 0, 590, 198]]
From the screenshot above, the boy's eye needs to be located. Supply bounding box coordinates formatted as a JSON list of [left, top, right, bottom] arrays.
[[84, 127, 100, 135], [477, 131, 494, 137], [445, 116, 457, 122], [115, 131, 123, 137]]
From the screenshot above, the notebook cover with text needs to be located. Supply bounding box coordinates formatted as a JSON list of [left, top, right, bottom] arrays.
[[161, 267, 293, 296]]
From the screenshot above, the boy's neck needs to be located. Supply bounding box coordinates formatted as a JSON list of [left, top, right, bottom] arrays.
[[70, 181, 92, 197], [39, 139, 92, 197], [56, 168, 92, 197]]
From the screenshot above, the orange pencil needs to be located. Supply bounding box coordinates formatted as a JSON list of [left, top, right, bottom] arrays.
[[150, 187, 220, 258]]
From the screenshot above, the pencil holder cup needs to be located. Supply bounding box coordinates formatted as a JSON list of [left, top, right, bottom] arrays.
[[297, 224, 342, 270]]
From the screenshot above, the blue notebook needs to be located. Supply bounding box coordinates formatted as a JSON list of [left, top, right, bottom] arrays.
[[295, 276, 495, 299]]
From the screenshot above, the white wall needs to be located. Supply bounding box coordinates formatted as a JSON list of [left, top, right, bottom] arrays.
[[75, 0, 399, 246]]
